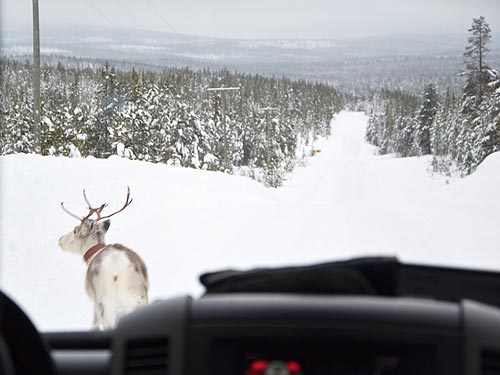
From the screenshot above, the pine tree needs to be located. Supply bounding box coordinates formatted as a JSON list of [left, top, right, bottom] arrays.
[[416, 84, 438, 155], [463, 16, 492, 100], [458, 16, 495, 173]]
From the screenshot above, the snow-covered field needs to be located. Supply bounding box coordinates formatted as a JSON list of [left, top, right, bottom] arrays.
[[1, 111, 500, 331]]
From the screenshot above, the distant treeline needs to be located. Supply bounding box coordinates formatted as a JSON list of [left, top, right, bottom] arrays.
[[0, 59, 342, 186], [363, 17, 500, 176]]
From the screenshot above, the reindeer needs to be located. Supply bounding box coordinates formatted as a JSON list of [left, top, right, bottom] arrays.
[[58, 188, 149, 330]]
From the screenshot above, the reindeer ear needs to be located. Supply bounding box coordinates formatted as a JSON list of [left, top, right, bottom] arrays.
[[102, 220, 111, 232]]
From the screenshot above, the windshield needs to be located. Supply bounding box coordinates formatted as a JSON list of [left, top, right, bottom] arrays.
[[1, 0, 499, 332]]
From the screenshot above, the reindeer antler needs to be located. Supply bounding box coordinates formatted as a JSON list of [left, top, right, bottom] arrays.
[[60, 202, 83, 221], [98, 187, 133, 221], [82, 189, 108, 221], [61, 187, 133, 222]]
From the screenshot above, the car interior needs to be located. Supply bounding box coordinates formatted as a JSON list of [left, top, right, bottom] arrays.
[[1, 2, 499, 375], [2, 257, 500, 375]]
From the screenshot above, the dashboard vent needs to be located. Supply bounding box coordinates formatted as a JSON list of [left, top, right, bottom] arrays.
[[125, 338, 169, 375], [482, 350, 500, 375]]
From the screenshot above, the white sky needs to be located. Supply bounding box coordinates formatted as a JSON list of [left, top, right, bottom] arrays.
[[1, 0, 500, 39]]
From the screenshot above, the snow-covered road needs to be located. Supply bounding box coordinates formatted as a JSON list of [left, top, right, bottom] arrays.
[[1, 111, 500, 331], [275, 111, 500, 270]]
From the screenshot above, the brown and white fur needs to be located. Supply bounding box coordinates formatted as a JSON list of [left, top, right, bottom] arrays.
[[58, 219, 148, 330]]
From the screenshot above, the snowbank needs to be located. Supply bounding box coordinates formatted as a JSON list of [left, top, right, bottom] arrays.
[[1, 111, 499, 331]]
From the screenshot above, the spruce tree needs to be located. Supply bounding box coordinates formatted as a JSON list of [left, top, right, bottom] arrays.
[[93, 62, 120, 158], [487, 71, 500, 151], [417, 84, 438, 155], [0, 58, 341, 186]]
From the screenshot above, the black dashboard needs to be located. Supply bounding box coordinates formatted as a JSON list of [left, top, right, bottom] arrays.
[[109, 293, 500, 375], [44, 293, 500, 375], [4, 259, 500, 375]]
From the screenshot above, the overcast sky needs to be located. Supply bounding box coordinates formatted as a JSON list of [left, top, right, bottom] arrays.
[[2, 0, 500, 39]]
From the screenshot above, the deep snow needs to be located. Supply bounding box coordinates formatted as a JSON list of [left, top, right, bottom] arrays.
[[1, 111, 500, 331]]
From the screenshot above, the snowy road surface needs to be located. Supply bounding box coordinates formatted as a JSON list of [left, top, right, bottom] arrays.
[[1, 111, 500, 331]]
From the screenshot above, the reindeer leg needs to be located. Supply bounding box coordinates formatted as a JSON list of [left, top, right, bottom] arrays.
[[92, 306, 100, 330], [92, 302, 105, 330]]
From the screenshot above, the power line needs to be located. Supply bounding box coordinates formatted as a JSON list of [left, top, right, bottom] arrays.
[[145, 0, 178, 34], [82, 0, 131, 40], [114, 0, 148, 32]]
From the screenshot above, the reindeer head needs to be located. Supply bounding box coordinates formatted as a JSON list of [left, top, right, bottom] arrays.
[[58, 188, 132, 255]]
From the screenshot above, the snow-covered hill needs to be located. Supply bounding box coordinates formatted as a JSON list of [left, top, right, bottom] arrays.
[[1, 111, 500, 331], [7, 27, 496, 93]]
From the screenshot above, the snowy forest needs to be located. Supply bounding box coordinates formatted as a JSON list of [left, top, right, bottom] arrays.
[[365, 17, 500, 176], [0, 60, 342, 186], [2, 16, 499, 184]]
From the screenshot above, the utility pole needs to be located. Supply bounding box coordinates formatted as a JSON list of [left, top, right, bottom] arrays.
[[32, 0, 41, 153], [206, 87, 240, 171]]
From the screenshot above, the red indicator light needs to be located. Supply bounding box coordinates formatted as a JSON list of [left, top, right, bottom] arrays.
[[246, 359, 302, 375], [287, 360, 302, 373], [251, 360, 269, 372], [246, 360, 270, 375]]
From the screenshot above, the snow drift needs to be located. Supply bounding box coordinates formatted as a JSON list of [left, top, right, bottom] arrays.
[[1, 111, 499, 331]]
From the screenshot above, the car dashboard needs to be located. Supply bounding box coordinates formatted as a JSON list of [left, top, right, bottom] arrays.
[[5, 259, 500, 375], [45, 292, 500, 375]]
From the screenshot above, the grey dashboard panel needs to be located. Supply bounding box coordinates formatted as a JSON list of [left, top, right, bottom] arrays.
[[44, 293, 500, 375]]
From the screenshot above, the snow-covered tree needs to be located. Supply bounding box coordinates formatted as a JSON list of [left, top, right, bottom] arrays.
[[0, 57, 342, 186], [457, 16, 495, 173], [366, 16, 498, 177], [480, 70, 500, 158], [463, 16, 492, 100], [416, 84, 438, 155], [92, 62, 121, 158]]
